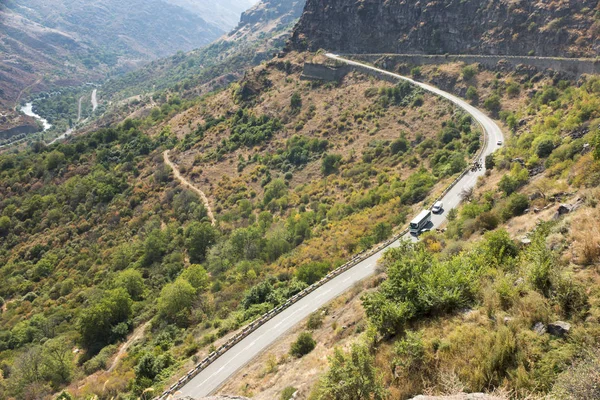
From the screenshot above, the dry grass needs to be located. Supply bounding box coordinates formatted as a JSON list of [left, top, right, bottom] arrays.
[[570, 207, 600, 266]]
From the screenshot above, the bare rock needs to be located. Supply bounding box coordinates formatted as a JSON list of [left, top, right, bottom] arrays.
[[547, 321, 571, 337], [533, 322, 547, 335]]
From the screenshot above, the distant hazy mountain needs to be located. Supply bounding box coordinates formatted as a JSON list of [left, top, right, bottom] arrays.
[[165, 0, 259, 31]]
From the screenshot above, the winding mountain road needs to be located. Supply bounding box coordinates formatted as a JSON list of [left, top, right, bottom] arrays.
[[172, 55, 504, 399]]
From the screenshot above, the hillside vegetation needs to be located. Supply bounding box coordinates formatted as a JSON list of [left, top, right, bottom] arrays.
[[0, 51, 483, 399], [278, 63, 600, 400]]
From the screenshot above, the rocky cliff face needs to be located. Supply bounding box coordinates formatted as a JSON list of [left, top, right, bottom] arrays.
[[289, 0, 599, 57], [234, 0, 305, 35]]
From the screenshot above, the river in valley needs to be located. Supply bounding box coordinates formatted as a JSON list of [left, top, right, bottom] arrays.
[[20, 103, 52, 131]]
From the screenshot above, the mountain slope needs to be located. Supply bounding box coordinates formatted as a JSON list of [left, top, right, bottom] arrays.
[[290, 0, 600, 57], [0, 0, 226, 135], [99, 0, 306, 102]]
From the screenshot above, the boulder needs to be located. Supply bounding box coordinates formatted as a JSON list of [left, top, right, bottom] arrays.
[[533, 322, 547, 335], [547, 321, 571, 337]]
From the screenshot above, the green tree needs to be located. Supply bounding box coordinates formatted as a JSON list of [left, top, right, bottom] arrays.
[[296, 262, 329, 285], [142, 229, 168, 266], [263, 178, 288, 205], [185, 222, 217, 263], [291, 92, 302, 110], [115, 269, 145, 301], [484, 95, 502, 113], [79, 288, 133, 351], [157, 278, 196, 326], [0, 216, 10, 236], [321, 153, 342, 176], [180, 264, 209, 291], [536, 138, 555, 158], [372, 222, 392, 243], [318, 343, 386, 400], [290, 332, 316, 358], [462, 65, 478, 80], [466, 86, 478, 101], [485, 154, 495, 170], [46, 151, 66, 170], [42, 337, 73, 386], [362, 242, 480, 336]]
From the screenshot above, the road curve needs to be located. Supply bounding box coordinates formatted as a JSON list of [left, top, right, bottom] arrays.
[[174, 55, 504, 399]]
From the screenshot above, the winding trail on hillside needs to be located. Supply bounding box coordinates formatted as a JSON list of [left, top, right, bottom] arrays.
[[109, 321, 151, 373], [166, 55, 504, 400], [164, 150, 217, 226]]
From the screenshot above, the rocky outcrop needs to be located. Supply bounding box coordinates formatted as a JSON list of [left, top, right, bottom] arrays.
[[234, 0, 306, 34], [289, 0, 599, 57], [548, 321, 571, 337]]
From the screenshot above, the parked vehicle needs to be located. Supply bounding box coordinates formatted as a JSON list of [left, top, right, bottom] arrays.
[[410, 210, 431, 235]]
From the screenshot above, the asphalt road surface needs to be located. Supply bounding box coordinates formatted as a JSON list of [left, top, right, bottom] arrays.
[[175, 55, 504, 399]]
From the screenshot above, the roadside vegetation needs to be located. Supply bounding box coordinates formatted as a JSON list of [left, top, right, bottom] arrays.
[[304, 62, 600, 400]]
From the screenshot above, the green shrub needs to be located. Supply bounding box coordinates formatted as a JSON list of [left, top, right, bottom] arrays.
[[290, 332, 316, 358], [393, 330, 425, 374], [466, 86, 478, 101], [307, 311, 325, 330], [321, 153, 342, 175], [484, 95, 502, 113], [550, 348, 600, 399], [477, 211, 499, 231], [536, 139, 555, 158], [506, 82, 521, 97], [501, 194, 529, 220], [462, 65, 478, 80], [363, 241, 481, 336], [281, 387, 297, 400], [318, 343, 386, 400], [291, 92, 302, 110]]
